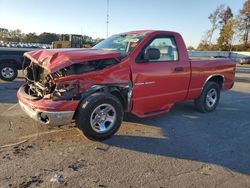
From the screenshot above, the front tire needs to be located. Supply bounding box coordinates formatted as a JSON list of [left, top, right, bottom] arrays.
[[75, 92, 124, 141], [0, 63, 18, 81], [194, 81, 220, 113]]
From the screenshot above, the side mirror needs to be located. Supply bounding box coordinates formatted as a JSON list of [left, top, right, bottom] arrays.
[[144, 48, 160, 60]]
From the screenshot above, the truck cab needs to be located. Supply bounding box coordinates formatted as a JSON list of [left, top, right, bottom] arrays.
[[127, 31, 191, 117]]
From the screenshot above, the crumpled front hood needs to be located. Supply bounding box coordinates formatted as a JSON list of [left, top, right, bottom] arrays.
[[24, 48, 121, 73]]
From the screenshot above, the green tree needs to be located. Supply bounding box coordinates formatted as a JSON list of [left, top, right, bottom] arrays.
[[207, 4, 225, 45], [216, 6, 234, 51], [197, 40, 210, 51], [0, 28, 9, 40], [187, 46, 195, 50], [236, 0, 250, 48], [219, 6, 233, 25], [217, 19, 235, 51], [38, 32, 59, 44], [9, 29, 24, 42], [24, 33, 38, 43], [198, 5, 230, 51]]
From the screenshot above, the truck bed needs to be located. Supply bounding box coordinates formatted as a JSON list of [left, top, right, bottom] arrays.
[[186, 59, 236, 100]]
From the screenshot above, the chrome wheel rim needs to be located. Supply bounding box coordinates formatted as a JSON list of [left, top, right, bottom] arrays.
[[90, 104, 116, 133], [206, 88, 217, 108], [1, 67, 14, 79]]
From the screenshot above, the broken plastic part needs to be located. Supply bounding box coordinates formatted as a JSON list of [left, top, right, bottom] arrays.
[[23, 58, 120, 100]]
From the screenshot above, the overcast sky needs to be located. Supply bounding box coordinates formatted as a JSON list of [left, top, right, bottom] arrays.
[[0, 0, 245, 47]]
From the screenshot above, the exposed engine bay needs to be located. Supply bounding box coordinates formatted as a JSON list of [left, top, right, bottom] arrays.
[[23, 58, 119, 100]]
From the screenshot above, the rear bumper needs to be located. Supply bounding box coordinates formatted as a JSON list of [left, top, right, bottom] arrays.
[[19, 101, 74, 126]]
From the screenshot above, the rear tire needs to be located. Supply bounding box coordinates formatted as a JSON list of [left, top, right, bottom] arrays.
[[194, 81, 220, 113], [0, 63, 18, 81], [75, 92, 124, 141]]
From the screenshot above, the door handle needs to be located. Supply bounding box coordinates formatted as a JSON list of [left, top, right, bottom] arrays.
[[174, 67, 184, 72]]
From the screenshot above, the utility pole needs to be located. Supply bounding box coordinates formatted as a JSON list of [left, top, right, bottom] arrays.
[[106, 0, 109, 38]]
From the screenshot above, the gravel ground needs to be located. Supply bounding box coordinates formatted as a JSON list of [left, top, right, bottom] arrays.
[[0, 65, 250, 187]]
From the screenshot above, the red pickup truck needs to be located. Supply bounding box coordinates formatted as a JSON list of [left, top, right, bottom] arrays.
[[17, 30, 236, 140]]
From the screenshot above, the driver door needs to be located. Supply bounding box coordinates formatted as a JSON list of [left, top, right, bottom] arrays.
[[130, 35, 190, 117]]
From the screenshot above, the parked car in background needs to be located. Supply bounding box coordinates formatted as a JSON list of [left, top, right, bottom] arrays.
[[18, 30, 236, 141], [0, 48, 32, 81], [0, 41, 51, 49], [240, 56, 250, 65]]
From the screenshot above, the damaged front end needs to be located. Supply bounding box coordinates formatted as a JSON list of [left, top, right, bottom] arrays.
[[18, 60, 80, 125], [18, 51, 131, 126], [22, 58, 121, 101], [22, 62, 56, 100], [22, 61, 78, 101]]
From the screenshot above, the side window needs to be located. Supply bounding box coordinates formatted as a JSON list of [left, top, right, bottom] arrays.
[[145, 37, 179, 61]]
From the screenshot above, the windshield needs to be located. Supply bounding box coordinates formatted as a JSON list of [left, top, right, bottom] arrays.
[[93, 33, 147, 58]]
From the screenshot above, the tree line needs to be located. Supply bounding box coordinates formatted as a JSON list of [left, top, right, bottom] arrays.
[[196, 0, 250, 51], [0, 28, 101, 45]]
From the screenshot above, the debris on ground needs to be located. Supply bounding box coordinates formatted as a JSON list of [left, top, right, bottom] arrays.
[[0, 139, 28, 149], [98, 184, 108, 187], [19, 175, 43, 188], [8, 121, 13, 131], [13, 144, 34, 158], [2, 153, 11, 160], [50, 174, 65, 184], [95, 146, 110, 152], [68, 160, 87, 171]]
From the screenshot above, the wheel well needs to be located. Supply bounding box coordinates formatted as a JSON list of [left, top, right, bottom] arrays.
[[73, 86, 129, 120], [110, 90, 127, 110], [206, 75, 224, 89]]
